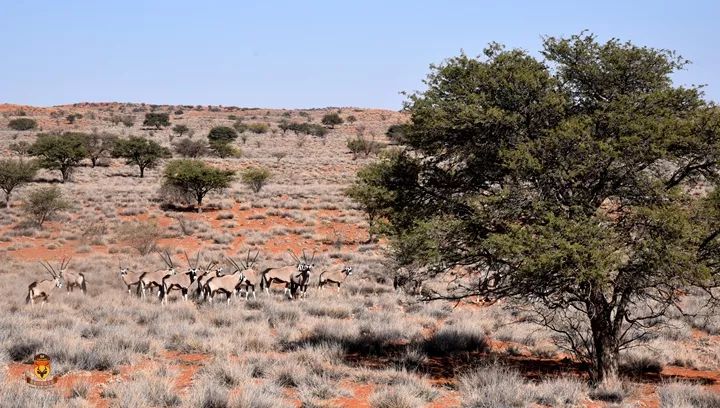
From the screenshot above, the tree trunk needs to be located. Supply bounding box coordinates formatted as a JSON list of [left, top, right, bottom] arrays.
[[139, 166, 145, 178], [196, 195, 203, 213], [4, 191, 10, 209], [589, 303, 620, 383], [91, 157, 97, 168], [61, 168, 69, 183]]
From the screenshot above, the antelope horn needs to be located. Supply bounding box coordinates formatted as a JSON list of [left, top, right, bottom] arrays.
[[165, 250, 175, 268], [183, 251, 191, 267], [252, 251, 260, 266], [195, 252, 201, 268], [302, 249, 307, 264], [287, 249, 300, 263], [310, 250, 316, 264], [39, 261, 55, 278]]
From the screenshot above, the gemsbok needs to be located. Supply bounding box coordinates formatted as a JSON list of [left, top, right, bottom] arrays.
[[119, 262, 144, 295], [57, 257, 87, 294], [160, 251, 200, 304], [261, 250, 315, 299], [203, 258, 245, 304], [227, 250, 261, 300], [195, 260, 222, 299], [139, 250, 177, 299], [318, 265, 353, 292], [26, 261, 64, 305]]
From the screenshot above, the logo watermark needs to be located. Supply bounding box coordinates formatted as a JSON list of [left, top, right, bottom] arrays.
[[25, 353, 58, 387]]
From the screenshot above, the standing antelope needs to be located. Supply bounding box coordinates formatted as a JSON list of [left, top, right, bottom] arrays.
[[203, 258, 245, 304], [57, 257, 87, 294], [318, 265, 353, 292], [119, 263, 144, 295], [26, 262, 64, 305], [227, 250, 261, 300], [160, 251, 200, 304], [261, 250, 315, 299], [195, 260, 222, 299], [139, 250, 177, 298]]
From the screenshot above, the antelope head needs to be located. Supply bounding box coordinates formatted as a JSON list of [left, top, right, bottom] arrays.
[[184, 251, 201, 278], [342, 266, 353, 276], [158, 250, 176, 274], [40, 261, 63, 288], [57, 257, 71, 279]]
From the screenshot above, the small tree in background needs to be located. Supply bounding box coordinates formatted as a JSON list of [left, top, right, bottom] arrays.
[[81, 132, 118, 167], [163, 159, 235, 212], [346, 115, 357, 124], [248, 123, 269, 134], [112, 136, 171, 177], [66, 113, 82, 124], [208, 126, 238, 144], [143, 112, 170, 129], [28, 133, 88, 182], [347, 135, 383, 159], [8, 118, 37, 131], [117, 221, 162, 255], [172, 124, 190, 138], [23, 186, 70, 227], [0, 159, 37, 209], [241, 167, 271, 193], [321, 112, 344, 128], [209, 141, 242, 158], [385, 123, 408, 144], [174, 138, 208, 158], [9, 141, 31, 156]]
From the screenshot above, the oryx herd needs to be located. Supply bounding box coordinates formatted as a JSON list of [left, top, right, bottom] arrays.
[[26, 249, 354, 306]]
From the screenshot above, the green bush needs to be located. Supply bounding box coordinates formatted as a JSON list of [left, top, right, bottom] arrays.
[[142, 113, 170, 129], [23, 186, 70, 226], [163, 159, 235, 212], [8, 118, 37, 131], [208, 126, 238, 144], [241, 167, 272, 193], [248, 123, 269, 134], [321, 113, 344, 128]]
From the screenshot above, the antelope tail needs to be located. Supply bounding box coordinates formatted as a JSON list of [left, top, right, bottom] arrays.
[[80, 273, 87, 293]]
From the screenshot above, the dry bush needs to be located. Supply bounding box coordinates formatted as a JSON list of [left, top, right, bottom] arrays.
[[458, 365, 532, 408], [658, 381, 720, 408], [116, 221, 162, 255]]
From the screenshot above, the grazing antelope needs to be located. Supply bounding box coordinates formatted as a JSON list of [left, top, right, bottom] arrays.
[[160, 251, 200, 304], [139, 250, 177, 298], [119, 263, 144, 295], [57, 257, 87, 294], [227, 250, 261, 300], [261, 250, 315, 299], [26, 262, 64, 305], [318, 265, 353, 292]]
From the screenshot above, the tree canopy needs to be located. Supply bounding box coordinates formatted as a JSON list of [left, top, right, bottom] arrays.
[[163, 159, 235, 212], [112, 136, 171, 177], [143, 112, 170, 129], [28, 133, 88, 182], [321, 112, 344, 128], [347, 33, 720, 382], [0, 159, 37, 209], [208, 126, 238, 144]]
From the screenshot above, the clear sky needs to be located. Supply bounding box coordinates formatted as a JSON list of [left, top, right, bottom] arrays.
[[1, 1, 718, 110]]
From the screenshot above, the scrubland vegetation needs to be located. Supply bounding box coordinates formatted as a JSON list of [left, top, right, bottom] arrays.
[[2, 32, 720, 407]]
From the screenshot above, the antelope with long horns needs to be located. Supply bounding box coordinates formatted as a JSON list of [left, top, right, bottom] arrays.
[[118, 260, 144, 295], [160, 251, 200, 304], [139, 250, 177, 298], [57, 257, 86, 294], [318, 265, 353, 292], [195, 259, 222, 299], [203, 258, 245, 304], [26, 261, 64, 305], [227, 250, 261, 300], [261, 249, 315, 299]]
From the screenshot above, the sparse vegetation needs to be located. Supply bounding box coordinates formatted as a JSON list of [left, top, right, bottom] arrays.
[[8, 118, 37, 130], [241, 167, 271, 193], [0, 159, 37, 208], [23, 186, 70, 226], [112, 136, 172, 177]]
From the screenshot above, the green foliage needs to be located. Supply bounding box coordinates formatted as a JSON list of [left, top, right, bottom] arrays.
[[23, 186, 70, 227], [80, 132, 118, 167], [28, 133, 88, 182], [208, 126, 238, 144], [112, 137, 171, 177], [240, 167, 271, 193], [142, 113, 170, 129], [321, 112, 344, 128], [173, 138, 208, 158], [66, 113, 82, 124], [8, 118, 37, 131], [346, 135, 384, 159], [172, 124, 190, 137], [346, 115, 357, 124], [385, 124, 408, 143], [209, 141, 242, 158], [163, 159, 235, 212], [248, 123, 269, 134], [0, 159, 37, 208], [347, 33, 720, 381]]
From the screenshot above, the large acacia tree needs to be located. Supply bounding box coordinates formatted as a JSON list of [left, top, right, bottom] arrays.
[[347, 33, 720, 382]]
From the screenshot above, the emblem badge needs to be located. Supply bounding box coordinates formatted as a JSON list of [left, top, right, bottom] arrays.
[[26, 353, 58, 387]]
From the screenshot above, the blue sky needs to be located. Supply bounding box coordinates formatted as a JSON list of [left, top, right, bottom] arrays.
[[1, 1, 718, 109]]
